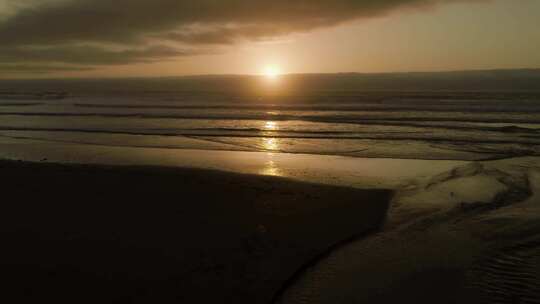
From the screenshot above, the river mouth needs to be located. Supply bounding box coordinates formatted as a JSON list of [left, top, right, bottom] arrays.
[[276, 158, 540, 304], [2, 134, 540, 303]]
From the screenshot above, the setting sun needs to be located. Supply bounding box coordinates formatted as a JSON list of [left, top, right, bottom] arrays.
[[263, 65, 281, 79], [2, 0, 540, 303]]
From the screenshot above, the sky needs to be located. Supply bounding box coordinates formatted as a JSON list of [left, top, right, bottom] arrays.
[[0, 0, 539, 78]]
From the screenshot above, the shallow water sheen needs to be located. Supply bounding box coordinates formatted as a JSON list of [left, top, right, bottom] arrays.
[[1, 91, 539, 160], [276, 158, 540, 304]]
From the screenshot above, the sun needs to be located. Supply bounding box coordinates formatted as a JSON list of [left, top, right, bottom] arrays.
[[263, 65, 281, 79]]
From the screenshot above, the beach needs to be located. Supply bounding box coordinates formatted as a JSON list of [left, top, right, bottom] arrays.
[[279, 156, 540, 304], [1, 139, 539, 303], [0, 158, 391, 303], [1, 0, 539, 299], [1, 83, 539, 303]]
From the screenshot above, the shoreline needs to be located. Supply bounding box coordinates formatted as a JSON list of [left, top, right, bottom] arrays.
[[2, 139, 539, 303], [0, 137, 467, 189], [1, 129, 537, 162], [278, 156, 540, 304]]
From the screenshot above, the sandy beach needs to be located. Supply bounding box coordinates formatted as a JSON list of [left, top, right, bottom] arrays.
[[1, 129, 540, 303], [1, 0, 539, 300], [1, 78, 539, 303], [1, 142, 539, 303], [0, 159, 391, 303], [279, 156, 540, 304]]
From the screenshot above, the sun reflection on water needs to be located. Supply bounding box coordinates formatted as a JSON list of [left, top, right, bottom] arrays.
[[262, 138, 279, 151], [261, 158, 281, 176], [264, 121, 278, 131], [259, 120, 283, 176], [262, 121, 280, 151]]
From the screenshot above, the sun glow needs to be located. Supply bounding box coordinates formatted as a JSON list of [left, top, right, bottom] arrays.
[[263, 65, 281, 79]]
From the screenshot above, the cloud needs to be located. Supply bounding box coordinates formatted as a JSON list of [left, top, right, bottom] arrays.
[[0, 64, 91, 74], [0, 45, 207, 65], [0, 0, 483, 72]]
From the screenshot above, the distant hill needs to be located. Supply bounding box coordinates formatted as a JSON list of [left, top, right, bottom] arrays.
[[276, 69, 540, 92], [1, 69, 540, 95]]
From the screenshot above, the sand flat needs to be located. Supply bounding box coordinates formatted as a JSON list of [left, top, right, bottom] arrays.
[[0, 136, 466, 188], [0, 160, 392, 303]]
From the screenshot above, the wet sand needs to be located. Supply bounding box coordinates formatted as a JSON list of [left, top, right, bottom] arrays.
[[0, 160, 392, 303], [1, 136, 539, 303], [278, 157, 540, 304], [0, 136, 466, 189]]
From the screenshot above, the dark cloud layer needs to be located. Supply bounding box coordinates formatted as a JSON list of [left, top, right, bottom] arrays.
[[0, 0, 480, 72], [0, 64, 91, 74], [0, 45, 204, 65]]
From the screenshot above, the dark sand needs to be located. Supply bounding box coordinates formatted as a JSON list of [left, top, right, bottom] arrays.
[[0, 160, 392, 303]]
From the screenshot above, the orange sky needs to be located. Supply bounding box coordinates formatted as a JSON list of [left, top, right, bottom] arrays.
[[0, 0, 539, 78]]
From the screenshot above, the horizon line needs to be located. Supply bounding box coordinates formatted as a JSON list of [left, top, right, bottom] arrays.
[[2, 67, 540, 82]]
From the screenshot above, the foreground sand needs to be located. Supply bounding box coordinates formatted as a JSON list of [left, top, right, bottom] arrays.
[[279, 157, 540, 304], [0, 160, 392, 303], [2, 137, 539, 303]]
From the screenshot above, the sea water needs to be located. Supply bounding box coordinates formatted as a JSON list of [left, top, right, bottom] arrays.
[[1, 77, 539, 161]]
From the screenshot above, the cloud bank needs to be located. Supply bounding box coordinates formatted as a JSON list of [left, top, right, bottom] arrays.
[[0, 0, 481, 73]]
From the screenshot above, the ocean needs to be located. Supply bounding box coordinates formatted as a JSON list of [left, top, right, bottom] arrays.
[[2, 75, 540, 303], [1, 76, 539, 162]]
